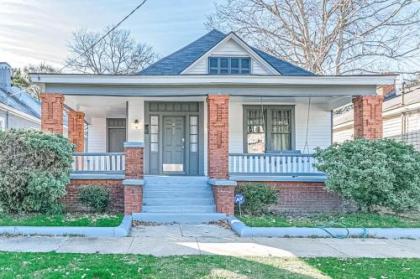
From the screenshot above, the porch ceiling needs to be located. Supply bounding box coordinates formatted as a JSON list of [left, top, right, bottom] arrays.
[[65, 96, 127, 121]]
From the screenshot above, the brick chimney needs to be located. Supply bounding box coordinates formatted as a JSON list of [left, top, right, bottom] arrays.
[[0, 62, 12, 89]]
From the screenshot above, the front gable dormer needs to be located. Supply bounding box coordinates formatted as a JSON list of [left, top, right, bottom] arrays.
[[139, 29, 313, 76]]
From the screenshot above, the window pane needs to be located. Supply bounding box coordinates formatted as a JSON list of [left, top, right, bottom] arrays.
[[270, 109, 291, 151], [246, 109, 265, 153], [220, 58, 228, 67], [151, 125, 158, 134], [151, 143, 158, 152], [241, 58, 250, 74], [190, 143, 198, 152], [151, 116, 158, 125], [209, 57, 218, 67], [191, 126, 198, 134], [190, 116, 198, 125], [231, 58, 239, 68], [151, 134, 158, 143], [190, 135, 198, 143]]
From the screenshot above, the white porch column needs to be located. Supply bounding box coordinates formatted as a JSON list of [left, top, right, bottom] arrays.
[[127, 98, 145, 142]]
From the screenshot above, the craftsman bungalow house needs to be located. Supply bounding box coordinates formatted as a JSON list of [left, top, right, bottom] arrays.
[[31, 30, 394, 222]]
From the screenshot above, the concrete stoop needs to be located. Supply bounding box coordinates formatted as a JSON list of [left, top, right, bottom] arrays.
[[136, 176, 226, 224]]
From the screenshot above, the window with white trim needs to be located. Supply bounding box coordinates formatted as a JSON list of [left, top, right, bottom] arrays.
[[244, 106, 294, 153], [208, 57, 251, 74]]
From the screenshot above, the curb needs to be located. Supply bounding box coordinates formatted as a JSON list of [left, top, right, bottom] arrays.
[[228, 217, 420, 239], [0, 215, 132, 237]]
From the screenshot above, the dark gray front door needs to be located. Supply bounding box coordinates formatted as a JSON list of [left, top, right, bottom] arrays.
[[162, 116, 185, 174]]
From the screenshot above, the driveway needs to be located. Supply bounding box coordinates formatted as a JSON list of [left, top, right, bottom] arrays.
[[0, 223, 420, 257]]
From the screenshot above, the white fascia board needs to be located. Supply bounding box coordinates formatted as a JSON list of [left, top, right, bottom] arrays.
[[181, 33, 279, 75], [30, 73, 396, 87]]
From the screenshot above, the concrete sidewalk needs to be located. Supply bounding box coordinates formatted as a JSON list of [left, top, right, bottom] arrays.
[[0, 224, 420, 258]]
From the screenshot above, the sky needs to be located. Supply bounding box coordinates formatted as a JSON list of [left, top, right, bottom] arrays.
[[0, 0, 220, 69]]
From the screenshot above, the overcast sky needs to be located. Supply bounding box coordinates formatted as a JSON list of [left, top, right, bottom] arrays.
[[0, 0, 219, 69]]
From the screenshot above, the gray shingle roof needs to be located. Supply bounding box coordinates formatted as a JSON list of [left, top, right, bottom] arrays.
[[0, 87, 41, 119], [139, 29, 313, 76]]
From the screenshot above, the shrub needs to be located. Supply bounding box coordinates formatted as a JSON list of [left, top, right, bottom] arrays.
[[315, 138, 420, 212], [79, 186, 110, 213], [236, 184, 277, 215], [0, 129, 73, 213]]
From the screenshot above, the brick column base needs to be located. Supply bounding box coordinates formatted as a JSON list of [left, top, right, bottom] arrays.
[[123, 142, 144, 215], [212, 185, 235, 215], [124, 185, 143, 215]]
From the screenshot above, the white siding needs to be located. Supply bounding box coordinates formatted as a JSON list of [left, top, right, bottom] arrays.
[[0, 109, 40, 130], [184, 38, 271, 75], [229, 98, 332, 153], [127, 98, 144, 142], [87, 117, 106, 152], [383, 116, 401, 138], [333, 128, 353, 143]]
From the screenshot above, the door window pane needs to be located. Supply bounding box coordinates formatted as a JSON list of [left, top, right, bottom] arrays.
[[189, 116, 199, 152], [150, 115, 159, 153]]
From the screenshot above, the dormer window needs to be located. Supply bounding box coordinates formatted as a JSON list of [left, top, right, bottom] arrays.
[[208, 57, 251, 74]]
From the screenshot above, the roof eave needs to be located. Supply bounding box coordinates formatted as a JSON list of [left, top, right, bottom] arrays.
[[30, 73, 397, 87]]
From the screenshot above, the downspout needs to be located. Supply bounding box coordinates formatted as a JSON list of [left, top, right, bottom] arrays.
[[5, 110, 9, 129]]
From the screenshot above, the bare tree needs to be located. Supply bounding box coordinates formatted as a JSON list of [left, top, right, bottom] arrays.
[[208, 0, 420, 75], [66, 28, 157, 74]]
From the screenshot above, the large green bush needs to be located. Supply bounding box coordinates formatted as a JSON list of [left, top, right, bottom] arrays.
[[236, 184, 277, 215], [0, 129, 73, 213], [315, 139, 420, 212], [79, 185, 110, 213]]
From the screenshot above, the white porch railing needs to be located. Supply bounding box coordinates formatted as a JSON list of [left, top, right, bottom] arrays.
[[229, 153, 322, 175], [72, 152, 125, 173]]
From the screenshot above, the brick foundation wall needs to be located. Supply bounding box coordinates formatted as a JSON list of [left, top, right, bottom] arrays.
[[68, 111, 85, 152], [40, 93, 64, 134], [353, 95, 384, 139], [124, 186, 143, 214], [212, 185, 235, 215], [124, 146, 144, 179], [237, 181, 354, 215], [207, 95, 229, 179], [63, 179, 124, 213]]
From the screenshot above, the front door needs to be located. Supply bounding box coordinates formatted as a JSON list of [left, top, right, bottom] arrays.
[[162, 116, 185, 174]]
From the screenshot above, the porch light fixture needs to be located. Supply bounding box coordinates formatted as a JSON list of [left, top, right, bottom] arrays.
[[133, 119, 140, 130]]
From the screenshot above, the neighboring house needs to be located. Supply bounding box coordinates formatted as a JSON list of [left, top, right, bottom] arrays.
[[334, 82, 420, 151], [31, 30, 395, 221], [0, 62, 41, 130]]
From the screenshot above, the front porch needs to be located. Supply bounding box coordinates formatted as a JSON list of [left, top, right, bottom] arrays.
[[36, 74, 388, 218]]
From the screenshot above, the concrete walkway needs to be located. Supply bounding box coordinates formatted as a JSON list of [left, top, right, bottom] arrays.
[[0, 224, 420, 257]]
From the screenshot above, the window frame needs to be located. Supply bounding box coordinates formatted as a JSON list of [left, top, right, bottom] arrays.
[[243, 105, 295, 153], [208, 56, 251, 75]]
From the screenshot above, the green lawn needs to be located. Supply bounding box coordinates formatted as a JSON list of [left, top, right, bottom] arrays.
[[0, 252, 419, 278], [239, 213, 420, 228], [0, 213, 123, 227]]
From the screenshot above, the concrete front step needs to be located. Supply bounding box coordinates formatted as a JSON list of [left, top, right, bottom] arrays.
[[143, 198, 214, 206], [142, 205, 216, 213], [144, 192, 213, 199], [133, 212, 226, 224]]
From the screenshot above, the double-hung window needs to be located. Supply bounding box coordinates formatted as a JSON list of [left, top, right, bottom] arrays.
[[244, 106, 294, 153], [208, 57, 251, 74]]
